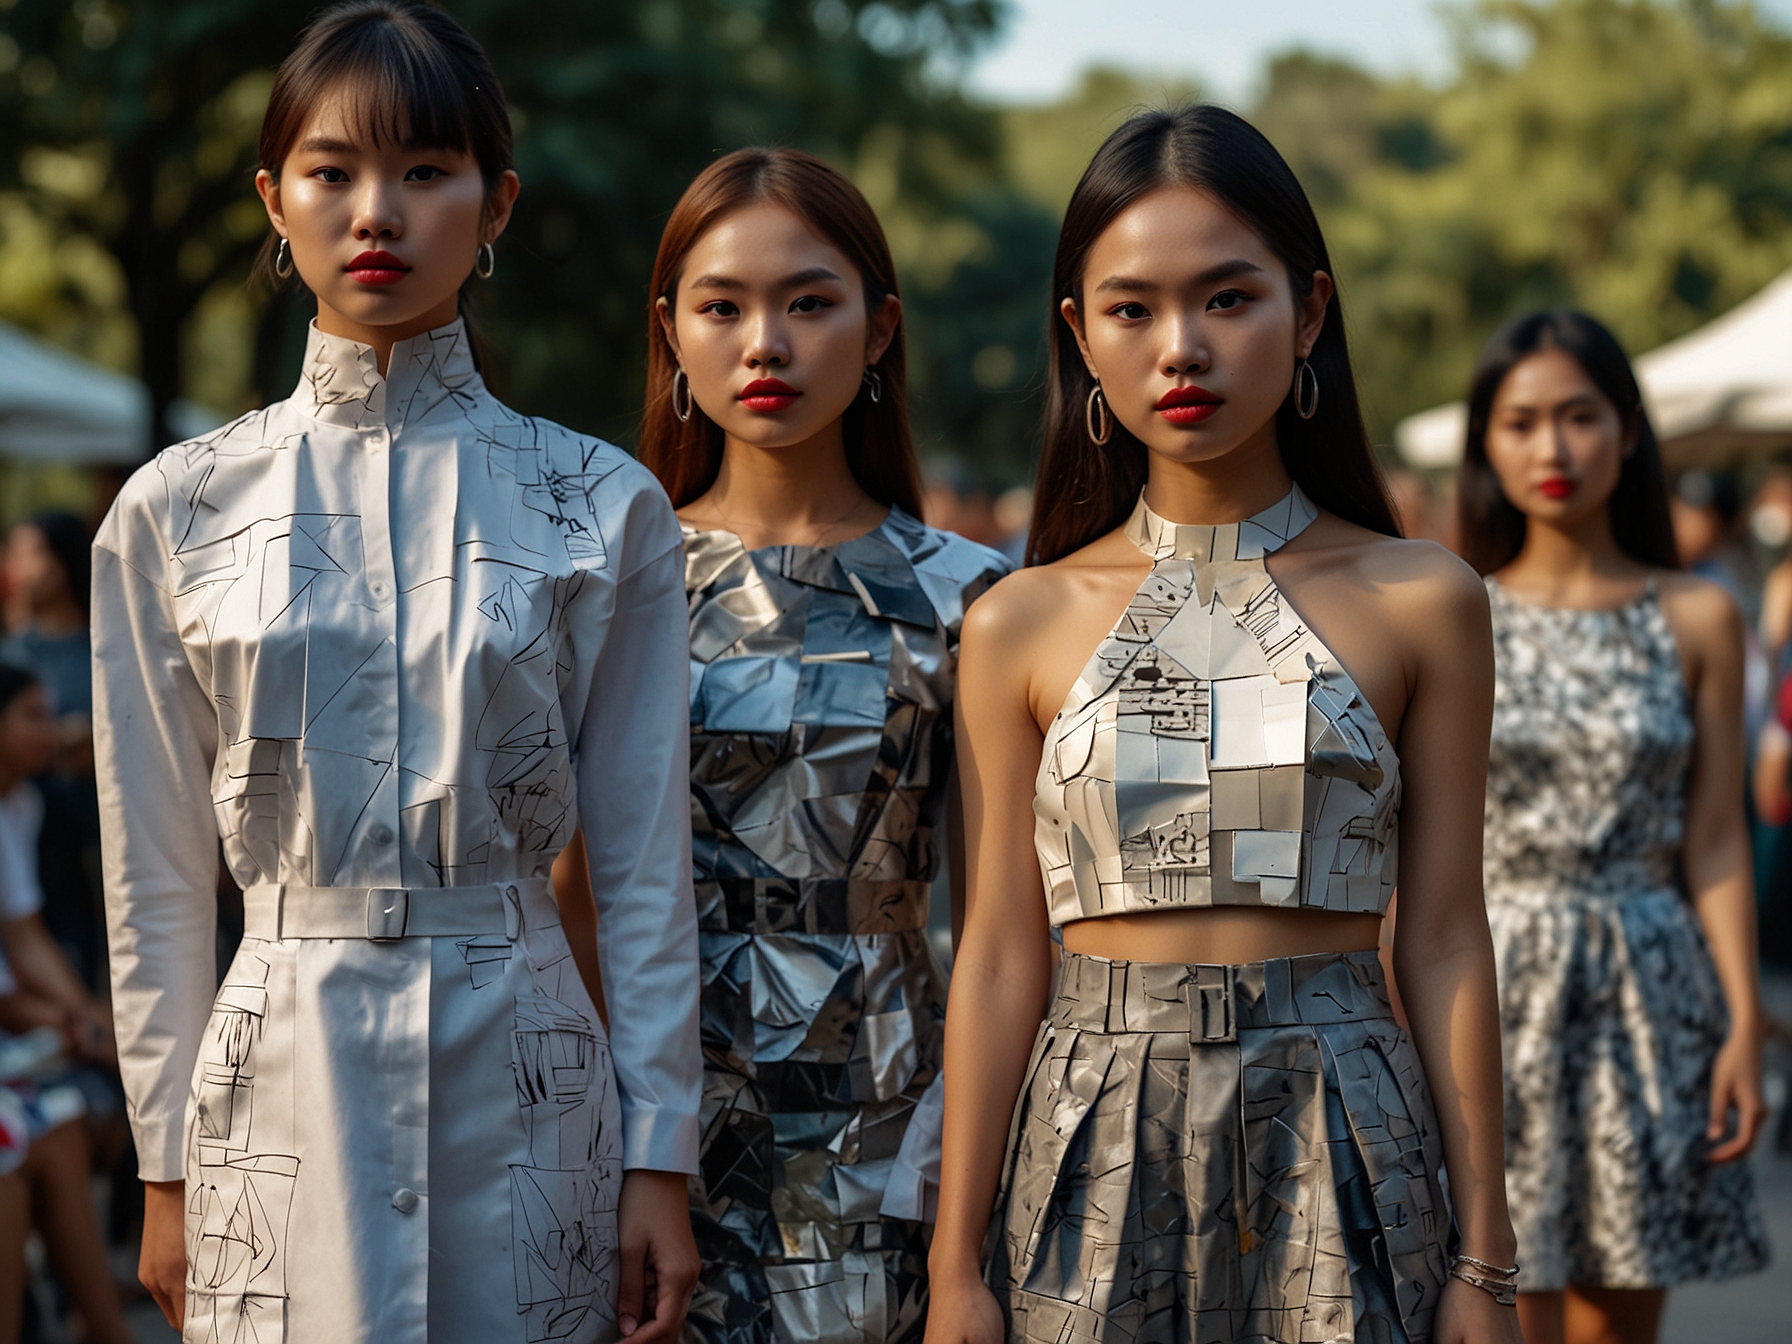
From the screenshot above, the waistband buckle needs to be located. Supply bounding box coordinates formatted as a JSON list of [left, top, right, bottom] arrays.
[[367, 888, 409, 941], [1190, 965, 1235, 1043]]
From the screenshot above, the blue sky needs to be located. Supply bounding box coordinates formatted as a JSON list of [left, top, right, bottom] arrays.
[[966, 0, 1792, 103]]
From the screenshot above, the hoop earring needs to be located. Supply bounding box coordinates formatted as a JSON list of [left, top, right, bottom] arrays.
[[1085, 383, 1113, 446], [862, 366, 882, 405], [476, 242, 496, 280], [672, 367, 693, 423], [1294, 358, 1319, 420], [274, 238, 294, 280]]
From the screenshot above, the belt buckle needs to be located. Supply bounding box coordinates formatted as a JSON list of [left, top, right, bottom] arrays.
[[1191, 966, 1235, 1043], [367, 888, 409, 941]]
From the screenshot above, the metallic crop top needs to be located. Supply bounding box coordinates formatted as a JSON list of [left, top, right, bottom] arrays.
[[1034, 487, 1401, 925]]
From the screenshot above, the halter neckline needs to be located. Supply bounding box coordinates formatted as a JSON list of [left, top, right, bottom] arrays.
[[1123, 485, 1319, 564]]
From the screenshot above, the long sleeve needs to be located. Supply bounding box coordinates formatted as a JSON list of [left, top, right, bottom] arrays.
[[92, 539, 221, 1182], [575, 525, 701, 1174]]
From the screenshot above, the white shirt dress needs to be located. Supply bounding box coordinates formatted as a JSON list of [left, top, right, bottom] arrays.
[[92, 320, 701, 1344]]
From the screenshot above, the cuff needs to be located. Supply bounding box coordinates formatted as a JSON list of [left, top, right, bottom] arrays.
[[621, 1103, 702, 1175]]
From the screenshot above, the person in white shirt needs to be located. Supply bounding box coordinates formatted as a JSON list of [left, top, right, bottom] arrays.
[[91, 5, 701, 1341]]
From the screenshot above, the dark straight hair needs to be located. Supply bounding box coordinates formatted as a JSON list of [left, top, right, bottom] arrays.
[[637, 148, 923, 518], [23, 511, 92, 619], [1028, 105, 1398, 566], [254, 1, 513, 360], [1456, 309, 1678, 575]]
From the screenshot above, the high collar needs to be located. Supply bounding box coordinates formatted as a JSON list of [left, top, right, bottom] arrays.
[[1124, 484, 1318, 564], [291, 318, 483, 432]]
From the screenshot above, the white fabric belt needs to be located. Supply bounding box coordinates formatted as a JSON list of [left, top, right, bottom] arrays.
[[242, 878, 558, 942]]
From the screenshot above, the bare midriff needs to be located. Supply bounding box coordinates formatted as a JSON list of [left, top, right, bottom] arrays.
[[1060, 906, 1384, 966]]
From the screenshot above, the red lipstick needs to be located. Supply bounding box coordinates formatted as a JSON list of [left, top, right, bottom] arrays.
[[1155, 384, 1222, 426], [739, 378, 801, 413], [1538, 476, 1576, 500], [347, 250, 410, 286]]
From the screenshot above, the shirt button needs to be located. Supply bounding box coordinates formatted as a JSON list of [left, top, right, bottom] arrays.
[[370, 824, 395, 846], [392, 1187, 418, 1214], [370, 580, 390, 600]]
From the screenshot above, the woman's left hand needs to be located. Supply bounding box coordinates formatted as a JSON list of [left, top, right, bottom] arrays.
[[1432, 1275, 1524, 1344], [1707, 1022, 1767, 1163], [616, 1168, 699, 1342]]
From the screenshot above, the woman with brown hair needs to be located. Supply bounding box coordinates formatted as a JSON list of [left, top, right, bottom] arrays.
[[630, 147, 1007, 1343], [926, 106, 1522, 1344], [91, 4, 701, 1340]]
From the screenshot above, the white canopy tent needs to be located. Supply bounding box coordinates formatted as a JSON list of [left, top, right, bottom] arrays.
[[1395, 269, 1792, 470], [0, 320, 151, 464]]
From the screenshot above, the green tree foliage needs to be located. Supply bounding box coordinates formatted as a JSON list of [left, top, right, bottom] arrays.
[[1265, 0, 1792, 437], [0, 0, 1018, 454]]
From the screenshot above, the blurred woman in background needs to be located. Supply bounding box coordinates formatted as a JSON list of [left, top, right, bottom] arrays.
[[625, 145, 1007, 1344], [1458, 309, 1771, 1344]]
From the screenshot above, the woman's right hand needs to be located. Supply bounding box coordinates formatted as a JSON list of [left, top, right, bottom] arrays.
[[140, 1179, 187, 1330], [922, 1272, 1005, 1344]]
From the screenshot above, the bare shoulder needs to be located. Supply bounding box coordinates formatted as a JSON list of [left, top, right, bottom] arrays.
[[1300, 514, 1490, 629], [964, 531, 1142, 646], [1654, 569, 1744, 653]]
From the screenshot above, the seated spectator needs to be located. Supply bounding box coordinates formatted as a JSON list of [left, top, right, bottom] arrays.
[[1, 513, 103, 990], [0, 665, 128, 1344]]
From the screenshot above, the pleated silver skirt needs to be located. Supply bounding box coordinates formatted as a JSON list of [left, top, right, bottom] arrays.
[[987, 950, 1452, 1344]]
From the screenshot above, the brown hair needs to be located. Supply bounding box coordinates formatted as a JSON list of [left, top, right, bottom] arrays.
[[638, 147, 923, 516], [1456, 309, 1678, 574], [1029, 106, 1398, 566], [254, 1, 513, 289]]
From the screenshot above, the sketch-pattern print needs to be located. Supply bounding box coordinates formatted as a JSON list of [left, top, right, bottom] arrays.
[[187, 953, 297, 1344], [1034, 487, 1400, 923], [993, 490, 1449, 1342], [679, 514, 1007, 1344], [989, 952, 1452, 1344], [95, 318, 700, 1344], [1485, 580, 1770, 1288]]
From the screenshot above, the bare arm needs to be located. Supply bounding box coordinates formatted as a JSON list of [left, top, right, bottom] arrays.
[[1666, 581, 1766, 1162], [0, 914, 113, 1064], [927, 581, 1057, 1344], [1384, 562, 1516, 1268]]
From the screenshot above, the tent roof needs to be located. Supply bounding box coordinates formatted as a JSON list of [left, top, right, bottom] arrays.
[[1395, 269, 1792, 469], [0, 320, 149, 465]]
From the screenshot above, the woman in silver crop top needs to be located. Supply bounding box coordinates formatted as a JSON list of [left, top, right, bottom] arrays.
[[1457, 311, 1767, 1344], [926, 108, 1523, 1344]]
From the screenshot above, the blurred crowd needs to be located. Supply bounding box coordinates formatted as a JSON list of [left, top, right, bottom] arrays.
[[0, 510, 134, 1344]]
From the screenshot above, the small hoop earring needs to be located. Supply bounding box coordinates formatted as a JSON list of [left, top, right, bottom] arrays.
[[476, 242, 496, 280], [1294, 358, 1319, 420], [672, 367, 693, 423], [274, 238, 294, 280], [1085, 383, 1113, 446], [862, 366, 882, 405]]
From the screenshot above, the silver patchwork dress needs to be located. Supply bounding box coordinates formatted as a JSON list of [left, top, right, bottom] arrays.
[[679, 511, 1008, 1344], [1485, 579, 1770, 1289], [991, 488, 1453, 1343]]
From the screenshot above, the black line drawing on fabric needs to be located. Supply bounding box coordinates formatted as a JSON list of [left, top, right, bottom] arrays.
[[189, 956, 299, 1342]]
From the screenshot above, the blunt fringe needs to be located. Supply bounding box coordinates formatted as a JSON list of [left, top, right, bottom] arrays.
[[637, 147, 923, 518], [253, 0, 514, 346], [1028, 105, 1398, 566], [1455, 309, 1679, 575]]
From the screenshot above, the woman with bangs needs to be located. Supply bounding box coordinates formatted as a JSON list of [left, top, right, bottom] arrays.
[[92, 4, 700, 1341], [928, 107, 1522, 1344], [629, 148, 1008, 1343]]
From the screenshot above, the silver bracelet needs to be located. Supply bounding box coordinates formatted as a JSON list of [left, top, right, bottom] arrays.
[[1449, 1254, 1520, 1307]]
